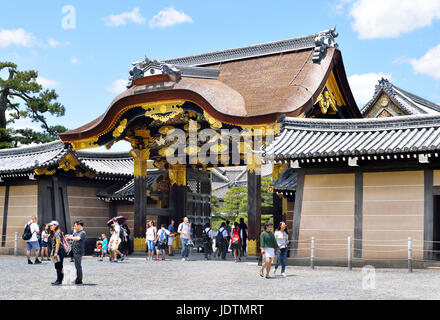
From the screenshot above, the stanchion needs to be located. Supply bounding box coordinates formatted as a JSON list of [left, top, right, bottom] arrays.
[[14, 232, 18, 256], [347, 236, 352, 271], [310, 237, 315, 269], [408, 237, 413, 273]]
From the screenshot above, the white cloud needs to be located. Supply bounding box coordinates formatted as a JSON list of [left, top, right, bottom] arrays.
[[410, 44, 440, 80], [348, 72, 392, 106], [0, 28, 35, 48], [46, 38, 70, 48], [103, 7, 146, 27], [108, 79, 127, 94], [70, 56, 78, 64], [149, 7, 193, 28], [349, 0, 440, 39], [36, 76, 57, 88]]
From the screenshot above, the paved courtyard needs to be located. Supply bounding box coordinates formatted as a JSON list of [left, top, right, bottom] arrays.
[[1, 253, 440, 300]]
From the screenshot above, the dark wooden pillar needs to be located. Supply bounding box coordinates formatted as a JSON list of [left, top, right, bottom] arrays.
[[247, 166, 261, 256], [273, 193, 283, 228], [132, 149, 149, 238], [168, 165, 186, 226]]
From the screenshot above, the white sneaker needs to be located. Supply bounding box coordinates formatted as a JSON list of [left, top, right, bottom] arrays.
[[281, 272, 287, 277], [182, 258, 185, 261]]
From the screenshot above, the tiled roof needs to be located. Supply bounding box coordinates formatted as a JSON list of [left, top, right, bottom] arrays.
[[0, 140, 134, 178], [273, 168, 297, 192], [263, 115, 440, 161], [0, 140, 68, 175], [97, 170, 166, 200], [163, 29, 338, 66], [75, 150, 134, 177], [361, 78, 440, 116]]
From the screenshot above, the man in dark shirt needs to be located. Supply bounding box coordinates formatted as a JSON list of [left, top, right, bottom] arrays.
[[66, 219, 86, 285], [239, 218, 248, 256]]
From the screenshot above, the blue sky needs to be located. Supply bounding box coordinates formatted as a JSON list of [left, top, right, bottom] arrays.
[[1, 0, 440, 151]]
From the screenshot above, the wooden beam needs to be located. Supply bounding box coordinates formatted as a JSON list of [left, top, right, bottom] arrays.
[[1, 186, 9, 248], [354, 172, 363, 258], [292, 169, 305, 257], [424, 169, 434, 260]]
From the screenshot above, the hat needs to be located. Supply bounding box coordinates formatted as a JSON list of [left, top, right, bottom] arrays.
[[49, 220, 59, 226]]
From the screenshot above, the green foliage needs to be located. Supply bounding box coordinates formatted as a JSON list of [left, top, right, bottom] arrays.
[[0, 62, 68, 148], [211, 176, 274, 231]]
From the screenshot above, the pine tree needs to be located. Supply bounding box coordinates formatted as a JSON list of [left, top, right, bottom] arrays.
[[0, 62, 68, 148]]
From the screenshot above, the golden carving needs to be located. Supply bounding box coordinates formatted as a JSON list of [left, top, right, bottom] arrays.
[[34, 167, 56, 175], [247, 158, 261, 174], [184, 145, 200, 155], [112, 118, 127, 138], [58, 152, 80, 172], [158, 125, 175, 135], [130, 148, 150, 177], [159, 147, 176, 157], [316, 88, 338, 115], [184, 120, 201, 131], [70, 136, 99, 150], [247, 240, 257, 255], [203, 111, 223, 129], [272, 162, 289, 180], [142, 100, 186, 122], [169, 164, 186, 186]]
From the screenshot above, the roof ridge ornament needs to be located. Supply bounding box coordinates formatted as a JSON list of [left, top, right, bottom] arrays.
[[128, 57, 181, 88], [375, 77, 394, 95], [312, 27, 339, 63]]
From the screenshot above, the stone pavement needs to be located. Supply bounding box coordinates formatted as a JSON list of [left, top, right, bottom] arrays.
[[1, 253, 440, 300]]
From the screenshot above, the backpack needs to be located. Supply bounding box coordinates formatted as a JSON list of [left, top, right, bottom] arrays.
[[62, 233, 71, 254], [159, 229, 168, 244], [231, 227, 241, 245], [202, 228, 211, 244], [22, 223, 32, 241], [216, 227, 225, 244]]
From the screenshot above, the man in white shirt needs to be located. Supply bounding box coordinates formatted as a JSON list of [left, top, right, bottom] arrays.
[[177, 217, 190, 261], [25, 216, 41, 264], [110, 221, 122, 262]]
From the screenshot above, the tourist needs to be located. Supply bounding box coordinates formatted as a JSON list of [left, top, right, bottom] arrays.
[[118, 224, 127, 261], [259, 222, 280, 279], [177, 217, 191, 261], [98, 233, 108, 261], [40, 224, 50, 261], [167, 219, 175, 256], [274, 221, 289, 277], [202, 222, 213, 260], [108, 228, 115, 262], [156, 224, 170, 261], [146, 220, 157, 261], [189, 222, 195, 254], [110, 221, 122, 262], [121, 224, 130, 256], [225, 220, 232, 252], [65, 219, 86, 285], [49, 221, 65, 285], [24, 216, 41, 265], [231, 222, 243, 262], [214, 222, 228, 260], [239, 218, 248, 256]]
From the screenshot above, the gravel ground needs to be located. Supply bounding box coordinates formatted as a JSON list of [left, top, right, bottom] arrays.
[[1, 253, 440, 300]]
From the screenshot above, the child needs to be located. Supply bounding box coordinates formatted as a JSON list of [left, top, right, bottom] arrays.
[[40, 224, 50, 261], [156, 224, 170, 261], [98, 233, 108, 261], [108, 229, 114, 262]]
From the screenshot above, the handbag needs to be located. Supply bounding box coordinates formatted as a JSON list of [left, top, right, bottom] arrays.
[[186, 239, 194, 247]]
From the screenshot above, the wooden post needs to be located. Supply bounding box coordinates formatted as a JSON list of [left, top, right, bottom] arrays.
[[408, 237, 413, 273], [247, 164, 261, 256], [348, 236, 352, 271], [169, 164, 187, 226], [311, 236, 315, 270], [131, 148, 149, 238]]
